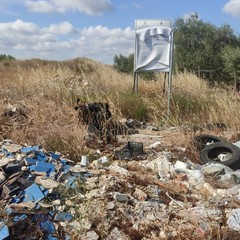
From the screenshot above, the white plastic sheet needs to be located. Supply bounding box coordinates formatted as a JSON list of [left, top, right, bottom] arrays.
[[135, 26, 172, 72]]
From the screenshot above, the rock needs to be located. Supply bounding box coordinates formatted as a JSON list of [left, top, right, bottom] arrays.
[[133, 188, 148, 201], [105, 227, 129, 240], [113, 192, 128, 202], [227, 208, 240, 232], [147, 141, 161, 149], [0, 172, 6, 184], [85, 189, 104, 199], [109, 164, 129, 175], [107, 201, 115, 210], [201, 163, 233, 176], [142, 153, 172, 180]]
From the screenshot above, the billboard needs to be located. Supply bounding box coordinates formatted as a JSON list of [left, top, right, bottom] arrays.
[[134, 19, 173, 72]]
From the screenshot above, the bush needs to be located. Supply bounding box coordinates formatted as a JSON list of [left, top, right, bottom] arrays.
[[118, 92, 148, 121]]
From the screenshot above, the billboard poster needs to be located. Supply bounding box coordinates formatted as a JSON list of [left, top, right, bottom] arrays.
[[134, 19, 172, 72]]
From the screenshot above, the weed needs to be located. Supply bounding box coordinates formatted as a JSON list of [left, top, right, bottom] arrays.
[[118, 92, 149, 121]]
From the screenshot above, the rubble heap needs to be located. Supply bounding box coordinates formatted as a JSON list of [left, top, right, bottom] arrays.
[[1, 131, 240, 239]]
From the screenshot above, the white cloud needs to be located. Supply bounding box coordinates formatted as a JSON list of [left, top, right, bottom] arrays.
[[25, 0, 55, 13], [0, 19, 38, 34], [0, 19, 134, 63], [24, 0, 114, 15], [43, 22, 77, 35], [223, 0, 240, 17]]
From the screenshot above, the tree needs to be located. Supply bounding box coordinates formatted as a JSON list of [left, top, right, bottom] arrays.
[[173, 16, 239, 82], [113, 54, 134, 74], [0, 54, 15, 61], [113, 53, 156, 80], [222, 46, 240, 87]]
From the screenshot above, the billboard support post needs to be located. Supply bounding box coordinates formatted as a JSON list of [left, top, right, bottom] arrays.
[[134, 19, 173, 114]]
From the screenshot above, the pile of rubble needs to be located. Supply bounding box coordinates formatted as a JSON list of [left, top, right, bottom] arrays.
[[1, 131, 240, 239]]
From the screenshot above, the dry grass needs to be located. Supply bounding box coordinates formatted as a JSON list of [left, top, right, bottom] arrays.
[[0, 57, 240, 161]]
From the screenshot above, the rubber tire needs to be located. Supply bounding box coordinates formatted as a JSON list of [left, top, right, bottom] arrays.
[[200, 142, 240, 170], [193, 134, 224, 151]]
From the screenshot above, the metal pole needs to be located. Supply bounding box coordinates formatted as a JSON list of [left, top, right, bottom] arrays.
[[133, 71, 139, 93], [135, 72, 138, 93], [167, 31, 174, 115], [133, 71, 136, 92]]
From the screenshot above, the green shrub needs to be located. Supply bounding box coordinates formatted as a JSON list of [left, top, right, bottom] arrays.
[[171, 92, 214, 123], [118, 92, 148, 121]]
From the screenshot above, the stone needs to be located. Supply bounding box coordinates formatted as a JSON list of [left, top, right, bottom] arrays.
[[113, 192, 128, 202], [133, 188, 148, 201], [227, 208, 240, 232], [0, 172, 6, 184]]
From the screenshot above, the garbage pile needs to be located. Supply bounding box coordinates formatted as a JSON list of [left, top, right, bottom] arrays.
[[2, 131, 240, 239], [0, 139, 92, 239]]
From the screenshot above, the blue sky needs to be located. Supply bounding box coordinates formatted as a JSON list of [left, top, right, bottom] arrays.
[[0, 0, 240, 64]]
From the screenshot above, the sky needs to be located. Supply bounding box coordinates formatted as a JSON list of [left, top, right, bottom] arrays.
[[0, 0, 240, 64]]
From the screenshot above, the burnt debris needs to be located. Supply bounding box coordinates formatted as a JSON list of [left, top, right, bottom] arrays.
[[75, 99, 117, 144]]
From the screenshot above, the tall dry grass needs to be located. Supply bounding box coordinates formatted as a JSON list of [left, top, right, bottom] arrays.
[[0, 57, 239, 161]]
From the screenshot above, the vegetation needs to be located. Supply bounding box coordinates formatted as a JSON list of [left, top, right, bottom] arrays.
[[1, 15, 240, 160], [173, 16, 240, 83], [113, 53, 157, 81], [114, 16, 240, 85], [0, 58, 240, 157], [0, 54, 15, 61]]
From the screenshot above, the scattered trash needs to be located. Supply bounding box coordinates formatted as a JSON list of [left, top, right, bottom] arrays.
[[74, 99, 139, 145], [193, 134, 224, 151], [200, 142, 240, 170], [2, 128, 240, 239], [115, 141, 143, 160]]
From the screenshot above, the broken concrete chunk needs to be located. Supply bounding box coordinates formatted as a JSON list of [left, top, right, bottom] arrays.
[[133, 188, 148, 201], [107, 201, 115, 210], [84, 231, 99, 240], [227, 208, 240, 232], [85, 189, 104, 199], [34, 176, 60, 189], [2, 144, 22, 153], [105, 227, 129, 240], [201, 163, 233, 176], [0, 172, 6, 184], [109, 164, 129, 175], [0, 157, 15, 167], [113, 192, 128, 202], [147, 141, 161, 149], [143, 154, 172, 180]]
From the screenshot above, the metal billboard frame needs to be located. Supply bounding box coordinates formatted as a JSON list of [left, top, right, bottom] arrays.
[[133, 19, 174, 114]]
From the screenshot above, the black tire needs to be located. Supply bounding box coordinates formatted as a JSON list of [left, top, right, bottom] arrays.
[[193, 134, 224, 151], [200, 142, 240, 170]]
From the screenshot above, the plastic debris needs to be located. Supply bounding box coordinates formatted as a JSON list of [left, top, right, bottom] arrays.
[[2, 129, 240, 239]]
